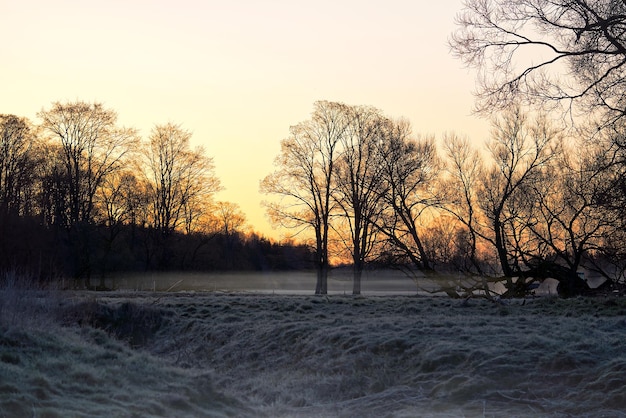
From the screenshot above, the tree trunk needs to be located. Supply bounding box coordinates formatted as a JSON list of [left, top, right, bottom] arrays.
[[352, 264, 362, 295], [494, 217, 513, 277], [315, 264, 328, 295], [314, 244, 328, 294]]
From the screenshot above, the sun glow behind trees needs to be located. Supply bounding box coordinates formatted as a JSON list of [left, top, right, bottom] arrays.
[[261, 100, 626, 296], [2, 93, 626, 297]]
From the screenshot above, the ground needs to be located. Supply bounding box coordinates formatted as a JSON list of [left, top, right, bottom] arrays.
[[2, 289, 626, 417]]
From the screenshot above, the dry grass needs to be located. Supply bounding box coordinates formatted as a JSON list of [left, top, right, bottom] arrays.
[[2, 279, 626, 417], [0, 278, 246, 417]]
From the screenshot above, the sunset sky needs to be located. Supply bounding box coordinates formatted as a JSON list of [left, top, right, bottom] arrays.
[[1, 0, 489, 238]]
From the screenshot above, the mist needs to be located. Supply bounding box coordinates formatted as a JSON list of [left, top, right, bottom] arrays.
[[107, 270, 419, 295]]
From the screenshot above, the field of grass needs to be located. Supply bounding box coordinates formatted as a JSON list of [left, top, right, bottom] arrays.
[[2, 284, 626, 417]]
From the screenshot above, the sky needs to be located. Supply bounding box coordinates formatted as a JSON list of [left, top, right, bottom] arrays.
[[1, 0, 489, 239]]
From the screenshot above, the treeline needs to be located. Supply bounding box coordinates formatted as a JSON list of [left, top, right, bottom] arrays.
[[0, 102, 313, 287], [262, 101, 626, 297], [5, 99, 626, 297]]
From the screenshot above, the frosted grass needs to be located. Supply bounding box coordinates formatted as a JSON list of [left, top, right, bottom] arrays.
[[2, 287, 626, 417], [145, 293, 626, 417]]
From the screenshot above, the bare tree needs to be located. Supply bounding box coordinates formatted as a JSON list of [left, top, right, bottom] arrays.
[[523, 141, 621, 294], [94, 170, 145, 287], [475, 109, 564, 295], [451, 0, 626, 127], [38, 101, 138, 284], [442, 133, 485, 275], [333, 105, 388, 294], [38, 101, 138, 226], [451, 0, 626, 294], [142, 123, 221, 237], [261, 101, 349, 294], [213, 201, 247, 236], [374, 119, 442, 280], [441, 110, 626, 296]]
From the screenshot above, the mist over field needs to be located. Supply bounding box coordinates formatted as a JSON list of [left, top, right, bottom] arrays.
[[2, 276, 626, 417], [108, 269, 564, 298], [109, 270, 420, 295]]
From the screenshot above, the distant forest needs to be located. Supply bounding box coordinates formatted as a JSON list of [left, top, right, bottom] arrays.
[[0, 102, 313, 288]]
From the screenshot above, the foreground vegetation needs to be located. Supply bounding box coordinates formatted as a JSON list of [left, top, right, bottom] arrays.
[[2, 282, 626, 417]]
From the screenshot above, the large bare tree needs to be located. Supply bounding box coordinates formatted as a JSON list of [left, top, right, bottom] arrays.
[[333, 105, 388, 294], [451, 0, 626, 294], [442, 109, 569, 296], [261, 101, 349, 294], [478, 109, 560, 294], [525, 139, 622, 294]]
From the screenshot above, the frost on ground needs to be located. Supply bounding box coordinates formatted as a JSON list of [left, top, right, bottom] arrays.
[[2, 290, 626, 417]]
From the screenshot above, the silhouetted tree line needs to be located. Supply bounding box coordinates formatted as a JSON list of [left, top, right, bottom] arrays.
[[261, 0, 626, 298], [262, 102, 626, 297], [0, 102, 313, 288]]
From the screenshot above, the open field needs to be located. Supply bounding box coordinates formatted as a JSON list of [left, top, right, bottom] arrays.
[[2, 286, 626, 417]]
